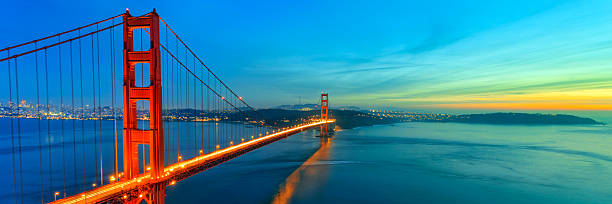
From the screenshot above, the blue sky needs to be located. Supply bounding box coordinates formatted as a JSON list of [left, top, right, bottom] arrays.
[[2, 0, 612, 110]]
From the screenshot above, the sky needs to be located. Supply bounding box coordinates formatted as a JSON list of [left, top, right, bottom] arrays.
[[1, 0, 612, 111]]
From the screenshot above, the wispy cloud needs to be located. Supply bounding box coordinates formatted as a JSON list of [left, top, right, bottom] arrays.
[[236, 1, 612, 110]]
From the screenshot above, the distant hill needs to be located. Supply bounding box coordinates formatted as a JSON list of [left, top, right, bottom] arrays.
[[440, 113, 604, 125], [273, 104, 318, 111], [163, 108, 603, 129], [254, 109, 399, 129]]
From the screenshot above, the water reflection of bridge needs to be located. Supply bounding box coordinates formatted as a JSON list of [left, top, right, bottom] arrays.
[[272, 137, 333, 204]]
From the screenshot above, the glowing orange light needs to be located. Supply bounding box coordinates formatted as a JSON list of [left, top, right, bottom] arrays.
[[230, 141, 233, 145], [123, 195, 128, 199], [110, 176, 116, 182], [92, 183, 96, 187], [216, 145, 220, 149], [221, 97, 225, 100], [146, 166, 151, 171], [199, 149, 203, 154], [239, 97, 243, 100], [170, 180, 176, 185], [139, 194, 143, 198]]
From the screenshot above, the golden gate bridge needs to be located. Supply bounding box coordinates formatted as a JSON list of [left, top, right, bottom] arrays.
[[0, 9, 334, 203]]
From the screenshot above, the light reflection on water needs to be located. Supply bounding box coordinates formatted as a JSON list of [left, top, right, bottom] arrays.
[[271, 137, 332, 204]]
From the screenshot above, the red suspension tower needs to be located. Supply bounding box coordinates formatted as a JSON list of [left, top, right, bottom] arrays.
[[320, 93, 329, 136], [122, 9, 164, 181]]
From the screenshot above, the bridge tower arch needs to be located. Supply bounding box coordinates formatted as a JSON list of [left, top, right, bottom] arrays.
[[122, 9, 164, 182], [320, 93, 329, 136]]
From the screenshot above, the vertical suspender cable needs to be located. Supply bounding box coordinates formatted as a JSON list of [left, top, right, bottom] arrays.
[[35, 43, 45, 204], [200, 64, 204, 153], [177, 40, 182, 160], [185, 49, 189, 157], [91, 31, 99, 188], [44, 48, 53, 197], [58, 36, 67, 198], [207, 70, 210, 153], [170, 44, 175, 163], [110, 18, 119, 176], [69, 40, 78, 192], [96, 24, 103, 186], [7, 50, 17, 204], [194, 57, 197, 155], [193, 55, 197, 155], [16, 54, 27, 204], [164, 25, 168, 164], [78, 29, 86, 192]]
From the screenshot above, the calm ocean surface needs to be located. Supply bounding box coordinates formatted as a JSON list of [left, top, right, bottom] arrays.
[[1, 113, 611, 203], [167, 116, 612, 203]]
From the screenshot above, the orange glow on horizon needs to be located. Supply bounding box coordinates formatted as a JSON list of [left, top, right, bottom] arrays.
[[387, 88, 612, 111], [432, 103, 612, 111]]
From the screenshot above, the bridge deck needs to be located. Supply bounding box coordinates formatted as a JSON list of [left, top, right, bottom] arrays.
[[53, 120, 335, 204]]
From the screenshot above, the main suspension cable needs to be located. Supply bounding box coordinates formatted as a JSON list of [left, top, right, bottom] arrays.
[[0, 13, 123, 52], [158, 17, 266, 122]]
